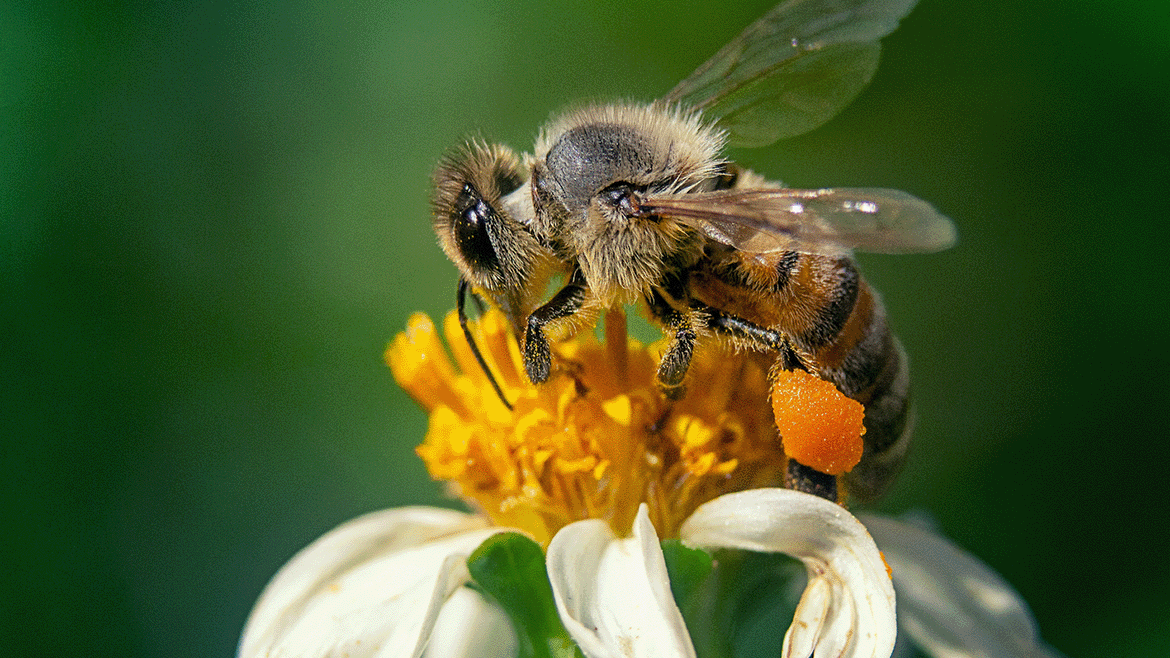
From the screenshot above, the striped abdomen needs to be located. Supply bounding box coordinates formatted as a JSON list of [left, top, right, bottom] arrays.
[[687, 247, 912, 501]]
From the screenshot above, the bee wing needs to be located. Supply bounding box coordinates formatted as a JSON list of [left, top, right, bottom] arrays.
[[642, 187, 956, 255], [660, 0, 920, 148]]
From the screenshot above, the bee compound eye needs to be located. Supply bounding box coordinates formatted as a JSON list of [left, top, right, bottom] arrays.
[[601, 182, 642, 216], [452, 183, 500, 273]]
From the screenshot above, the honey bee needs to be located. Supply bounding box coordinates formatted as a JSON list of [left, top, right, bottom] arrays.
[[431, 0, 955, 502]]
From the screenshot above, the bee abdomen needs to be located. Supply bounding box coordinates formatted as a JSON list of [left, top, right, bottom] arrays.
[[687, 251, 913, 500], [799, 258, 860, 348], [825, 303, 913, 501], [843, 350, 912, 501]]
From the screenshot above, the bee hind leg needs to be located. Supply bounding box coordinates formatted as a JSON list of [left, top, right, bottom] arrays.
[[704, 307, 785, 352], [785, 459, 840, 502], [704, 308, 841, 502]]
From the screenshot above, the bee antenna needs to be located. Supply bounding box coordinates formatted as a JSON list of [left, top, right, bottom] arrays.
[[457, 278, 514, 411], [471, 290, 487, 315]]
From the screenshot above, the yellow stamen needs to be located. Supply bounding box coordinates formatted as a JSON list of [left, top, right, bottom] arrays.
[[386, 308, 788, 545]]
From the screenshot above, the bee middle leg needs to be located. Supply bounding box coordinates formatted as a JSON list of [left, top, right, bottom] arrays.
[[646, 288, 702, 400]]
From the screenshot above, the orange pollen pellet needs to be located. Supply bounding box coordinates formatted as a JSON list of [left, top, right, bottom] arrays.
[[771, 369, 866, 476]]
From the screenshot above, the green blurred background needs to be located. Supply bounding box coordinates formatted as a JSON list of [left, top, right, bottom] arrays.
[[4, 0, 1167, 655]]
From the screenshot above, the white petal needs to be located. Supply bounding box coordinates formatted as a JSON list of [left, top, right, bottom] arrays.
[[859, 514, 1067, 658], [786, 576, 832, 657], [239, 506, 503, 658], [680, 489, 896, 658], [546, 504, 697, 658], [423, 586, 518, 658]]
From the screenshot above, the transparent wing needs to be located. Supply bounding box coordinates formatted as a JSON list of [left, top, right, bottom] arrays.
[[660, 0, 921, 147], [641, 187, 956, 255]]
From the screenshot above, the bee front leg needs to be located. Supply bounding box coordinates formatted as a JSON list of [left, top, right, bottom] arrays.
[[524, 271, 588, 384]]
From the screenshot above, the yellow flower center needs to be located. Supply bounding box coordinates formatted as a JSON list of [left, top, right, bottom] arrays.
[[387, 308, 787, 545]]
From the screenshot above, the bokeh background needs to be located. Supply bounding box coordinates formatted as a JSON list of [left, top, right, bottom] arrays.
[[5, 0, 1167, 655]]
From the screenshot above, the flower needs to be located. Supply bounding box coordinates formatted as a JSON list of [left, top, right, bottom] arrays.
[[239, 308, 1060, 658], [389, 308, 786, 545], [237, 494, 892, 658]]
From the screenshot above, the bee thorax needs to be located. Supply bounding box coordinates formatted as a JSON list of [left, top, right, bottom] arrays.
[[577, 219, 702, 302]]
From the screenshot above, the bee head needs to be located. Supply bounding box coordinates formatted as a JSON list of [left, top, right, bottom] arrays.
[[432, 141, 546, 298]]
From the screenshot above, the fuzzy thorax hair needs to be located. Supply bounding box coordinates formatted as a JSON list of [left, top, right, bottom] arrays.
[[531, 103, 728, 301]]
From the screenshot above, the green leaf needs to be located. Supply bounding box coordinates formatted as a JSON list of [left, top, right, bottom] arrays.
[[662, 540, 725, 658], [467, 533, 583, 658], [718, 551, 804, 658], [662, 539, 715, 605], [663, 542, 805, 658]]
